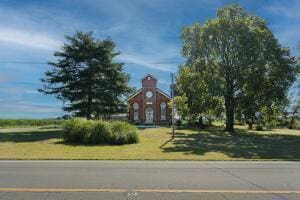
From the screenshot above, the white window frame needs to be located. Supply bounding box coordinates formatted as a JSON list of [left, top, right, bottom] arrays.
[[160, 102, 166, 120], [133, 102, 139, 121]]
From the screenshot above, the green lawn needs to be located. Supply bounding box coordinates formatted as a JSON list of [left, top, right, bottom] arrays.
[[0, 125, 300, 160]]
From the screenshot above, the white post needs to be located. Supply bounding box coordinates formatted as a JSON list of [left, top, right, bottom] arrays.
[[171, 73, 175, 138]]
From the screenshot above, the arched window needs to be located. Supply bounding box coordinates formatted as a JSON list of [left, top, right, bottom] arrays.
[[160, 102, 166, 120], [133, 103, 139, 121]]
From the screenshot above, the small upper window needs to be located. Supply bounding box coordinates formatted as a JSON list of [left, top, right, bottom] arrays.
[[148, 76, 151, 80]]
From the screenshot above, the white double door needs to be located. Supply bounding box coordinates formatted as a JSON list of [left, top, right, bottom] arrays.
[[145, 107, 153, 124]]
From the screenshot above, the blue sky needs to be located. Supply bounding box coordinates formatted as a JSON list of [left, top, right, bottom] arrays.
[[0, 0, 299, 119]]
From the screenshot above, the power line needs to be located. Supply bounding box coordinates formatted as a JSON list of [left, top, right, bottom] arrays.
[[0, 61, 49, 65], [125, 61, 184, 65], [0, 61, 185, 65]]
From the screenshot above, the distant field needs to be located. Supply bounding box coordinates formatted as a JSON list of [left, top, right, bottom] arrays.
[[0, 119, 64, 128], [0, 125, 300, 160]]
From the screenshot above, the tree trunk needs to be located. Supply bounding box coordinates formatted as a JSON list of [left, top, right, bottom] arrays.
[[248, 122, 253, 130], [289, 116, 295, 129], [224, 92, 235, 133], [247, 118, 254, 129], [198, 115, 204, 129], [86, 86, 92, 120]]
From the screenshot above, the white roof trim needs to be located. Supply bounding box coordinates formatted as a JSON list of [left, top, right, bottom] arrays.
[[156, 88, 171, 99], [125, 89, 143, 101], [126, 87, 171, 102]]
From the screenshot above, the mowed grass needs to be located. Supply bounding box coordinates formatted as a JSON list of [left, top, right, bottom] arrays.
[[0, 125, 300, 160]]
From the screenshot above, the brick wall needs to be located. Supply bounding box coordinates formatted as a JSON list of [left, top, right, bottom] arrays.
[[128, 90, 171, 124], [127, 75, 171, 125]]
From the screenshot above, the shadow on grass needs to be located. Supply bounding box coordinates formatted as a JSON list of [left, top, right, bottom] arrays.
[[38, 126, 62, 130], [0, 130, 62, 142], [159, 135, 174, 148], [161, 126, 300, 160], [0, 130, 116, 146], [54, 140, 117, 147]]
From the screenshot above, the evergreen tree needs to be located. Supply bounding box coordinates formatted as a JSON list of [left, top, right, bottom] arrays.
[[40, 32, 131, 119]]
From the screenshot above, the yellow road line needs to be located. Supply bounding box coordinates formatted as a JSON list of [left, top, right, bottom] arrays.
[[0, 188, 300, 194]]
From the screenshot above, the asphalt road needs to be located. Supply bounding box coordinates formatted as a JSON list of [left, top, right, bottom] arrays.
[[0, 161, 300, 200]]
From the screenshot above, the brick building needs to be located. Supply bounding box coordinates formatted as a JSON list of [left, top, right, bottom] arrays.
[[126, 74, 171, 125]]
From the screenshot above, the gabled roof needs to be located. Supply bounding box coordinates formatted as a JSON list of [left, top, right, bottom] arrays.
[[125, 88, 171, 102]]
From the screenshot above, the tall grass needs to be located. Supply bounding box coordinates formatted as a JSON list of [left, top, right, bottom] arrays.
[[0, 119, 64, 128], [63, 119, 138, 145]]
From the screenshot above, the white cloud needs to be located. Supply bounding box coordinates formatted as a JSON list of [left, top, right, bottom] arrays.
[[0, 1, 183, 71], [158, 79, 171, 86], [117, 54, 175, 72], [264, 2, 300, 55], [25, 90, 40, 94], [0, 74, 16, 83], [0, 86, 26, 94], [274, 28, 300, 48], [0, 28, 61, 50], [0, 102, 62, 113], [81, 0, 183, 71], [265, 2, 300, 19], [0, 1, 185, 118]]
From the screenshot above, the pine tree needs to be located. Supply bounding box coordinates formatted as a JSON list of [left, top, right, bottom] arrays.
[[40, 32, 131, 119]]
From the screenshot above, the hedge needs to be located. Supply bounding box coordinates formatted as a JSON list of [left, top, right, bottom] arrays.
[[63, 119, 139, 145], [0, 119, 63, 128]]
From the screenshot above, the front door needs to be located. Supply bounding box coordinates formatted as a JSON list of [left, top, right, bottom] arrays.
[[145, 107, 153, 124]]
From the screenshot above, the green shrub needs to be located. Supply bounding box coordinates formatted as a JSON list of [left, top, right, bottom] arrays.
[[63, 119, 90, 143], [256, 125, 264, 131], [62, 119, 138, 145], [90, 121, 112, 144], [111, 121, 139, 145]]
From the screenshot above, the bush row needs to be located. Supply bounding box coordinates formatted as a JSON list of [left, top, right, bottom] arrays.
[[0, 119, 63, 127], [63, 119, 139, 145]]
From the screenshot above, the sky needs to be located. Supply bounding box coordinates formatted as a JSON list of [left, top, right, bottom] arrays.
[[0, 0, 299, 119]]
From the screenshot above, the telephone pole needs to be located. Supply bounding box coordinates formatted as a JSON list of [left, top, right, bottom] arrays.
[[171, 73, 175, 138]]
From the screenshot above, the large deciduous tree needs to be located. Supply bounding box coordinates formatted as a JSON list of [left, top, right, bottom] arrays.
[[179, 4, 298, 132], [40, 32, 131, 119], [176, 65, 223, 127]]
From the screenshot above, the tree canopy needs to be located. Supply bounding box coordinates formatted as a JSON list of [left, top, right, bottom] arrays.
[[178, 4, 298, 132], [40, 32, 132, 119], [176, 65, 223, 125]]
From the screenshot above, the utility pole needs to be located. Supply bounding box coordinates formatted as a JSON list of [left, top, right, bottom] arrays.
[[171, 73, 175, 138]]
